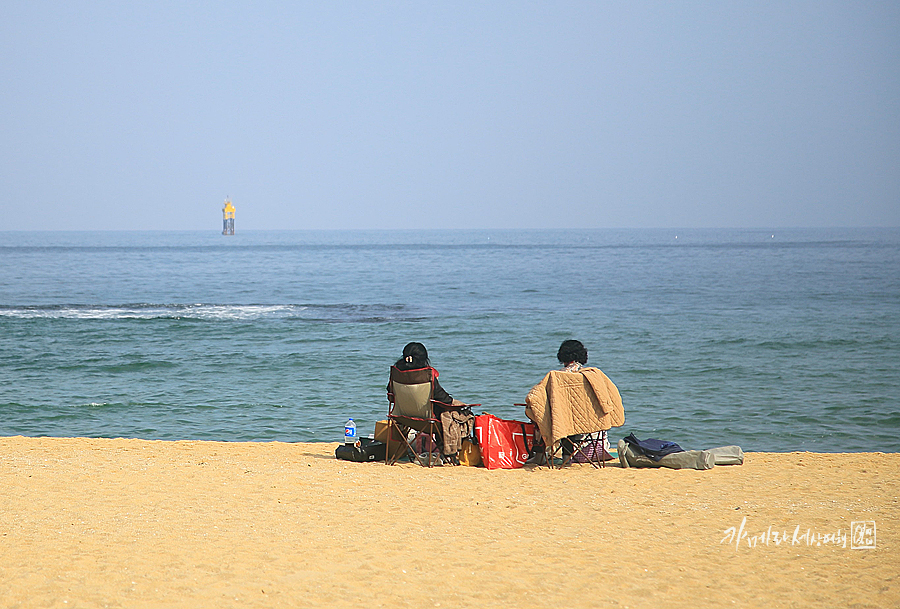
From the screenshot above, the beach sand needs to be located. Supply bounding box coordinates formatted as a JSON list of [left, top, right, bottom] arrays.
[[1, 437, 896, 608]]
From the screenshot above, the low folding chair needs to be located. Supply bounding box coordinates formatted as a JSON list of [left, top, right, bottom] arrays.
[[553, 430, 612, 469]]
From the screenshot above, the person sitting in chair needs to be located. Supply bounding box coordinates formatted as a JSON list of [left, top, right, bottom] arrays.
[[387, 342, 470, 464], [387, 342, 461, 411], [553, 340, 592, 454], [525, 339, 624, 460]]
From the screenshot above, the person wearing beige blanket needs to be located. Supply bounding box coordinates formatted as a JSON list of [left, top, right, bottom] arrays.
[[525, 340, 625, 451]]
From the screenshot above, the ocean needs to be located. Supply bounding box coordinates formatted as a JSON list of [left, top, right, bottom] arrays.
[[1, 228, 898, 452]]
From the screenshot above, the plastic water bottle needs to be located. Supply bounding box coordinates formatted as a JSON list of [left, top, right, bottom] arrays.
[[344, 418, 357, 445]]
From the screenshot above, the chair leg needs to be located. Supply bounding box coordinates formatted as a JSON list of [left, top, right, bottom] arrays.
[[560, 436, 579, 468], [569, 435, 587, 467], [387, 419, 407, 465], [386, 419, 447, 468], [386, 419, 408, 466], [572, 431, 607, 469], [601, 430, 607, 468], [580, 432, 601, 469], [386, 420, 423, 466], [426, 421, 440, 467], [546, 441, 561, 469], [385, 419, 395, 465], [554, 432, 611, 469]]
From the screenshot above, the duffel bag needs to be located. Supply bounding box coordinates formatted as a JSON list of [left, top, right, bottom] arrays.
[[334, 438, 388, 463]]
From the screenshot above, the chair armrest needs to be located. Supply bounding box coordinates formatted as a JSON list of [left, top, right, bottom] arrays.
[[431, 400, 481, 410]]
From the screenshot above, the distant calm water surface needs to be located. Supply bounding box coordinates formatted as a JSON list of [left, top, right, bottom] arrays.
[[1, 228, 898, 452]]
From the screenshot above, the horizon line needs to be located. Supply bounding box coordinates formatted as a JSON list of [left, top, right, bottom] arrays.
[[3, 226, 899, 233]]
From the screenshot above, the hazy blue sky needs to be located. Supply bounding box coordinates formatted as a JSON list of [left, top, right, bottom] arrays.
[[1, 1, 898, 230]]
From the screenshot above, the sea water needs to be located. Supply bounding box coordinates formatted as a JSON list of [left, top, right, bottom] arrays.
[[1, 228, 897, 452]]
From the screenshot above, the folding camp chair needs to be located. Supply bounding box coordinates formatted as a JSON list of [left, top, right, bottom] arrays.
[[386, 366, 477, 467]]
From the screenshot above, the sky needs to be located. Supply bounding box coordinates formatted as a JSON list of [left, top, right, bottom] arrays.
[[1, 1, 898, 230]]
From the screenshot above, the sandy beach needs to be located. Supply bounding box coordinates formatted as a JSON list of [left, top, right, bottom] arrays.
[[1, 437, 896, 608]]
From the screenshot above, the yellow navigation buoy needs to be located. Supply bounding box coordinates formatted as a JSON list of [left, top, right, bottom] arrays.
[[222, 198, 235, 235]]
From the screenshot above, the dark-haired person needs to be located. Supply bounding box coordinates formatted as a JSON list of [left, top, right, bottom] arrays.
[[387, 342, 468, 463], [556, 339, 588, 372], [388, 342, 457, 408], [525, 339, 624, 459]]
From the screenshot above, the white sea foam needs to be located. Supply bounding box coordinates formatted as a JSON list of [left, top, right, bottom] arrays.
[[0, 304, 302, 321]]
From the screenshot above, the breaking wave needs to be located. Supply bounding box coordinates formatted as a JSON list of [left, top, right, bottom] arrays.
[[0, 303, 420, 323]]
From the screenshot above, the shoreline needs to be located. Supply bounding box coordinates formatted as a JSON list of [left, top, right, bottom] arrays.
[[7, 434, 900, 454], [1, 436, 896, 607]]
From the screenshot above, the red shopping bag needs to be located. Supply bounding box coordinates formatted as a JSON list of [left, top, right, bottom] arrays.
[[474, 414, 537, 470]]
